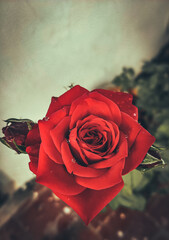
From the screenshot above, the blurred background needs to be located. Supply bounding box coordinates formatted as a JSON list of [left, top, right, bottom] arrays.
[[0, 0, 169, 239]]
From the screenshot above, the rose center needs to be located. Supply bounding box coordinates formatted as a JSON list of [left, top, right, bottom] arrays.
[[83, 129, 103, 145]]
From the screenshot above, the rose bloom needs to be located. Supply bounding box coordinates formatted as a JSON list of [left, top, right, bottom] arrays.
[[26, 85, 155, 224]]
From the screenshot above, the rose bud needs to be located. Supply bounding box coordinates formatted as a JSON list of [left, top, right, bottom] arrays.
[[0, 119, 34, 154]]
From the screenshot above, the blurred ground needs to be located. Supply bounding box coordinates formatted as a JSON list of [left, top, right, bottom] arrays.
[[0, 177, 169, 240]]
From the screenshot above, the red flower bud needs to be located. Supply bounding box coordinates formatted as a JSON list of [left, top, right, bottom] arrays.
[[0, 119, 34, 154]]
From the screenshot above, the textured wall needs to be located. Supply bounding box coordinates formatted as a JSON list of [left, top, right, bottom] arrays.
[[0, 0, 169, 186]]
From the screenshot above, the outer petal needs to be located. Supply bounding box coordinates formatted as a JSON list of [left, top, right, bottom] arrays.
[[46, 97, 62, 118], [75, 158, 125, 190], [58, 85, 89, 106], [46, 85, 89, 117], [93, 89, 138, 120], [122, 128, 156, 175], [26, 144, 40, 174], [120, 112, 142, 149], [50, 116, 71, 152], [29, 161, 38, 175], [61, 139, 107, 177], [25, 124, 41, 146], [93, 89, 133, 104], [26, 144, 40, 157], [38, 109, 68, 164], [25, 125, 41, 175], [36, 145, 85, 195], [54, 181, 124, 225]]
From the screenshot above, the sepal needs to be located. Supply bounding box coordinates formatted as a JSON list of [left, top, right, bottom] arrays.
[[137, 145, 166, 172]]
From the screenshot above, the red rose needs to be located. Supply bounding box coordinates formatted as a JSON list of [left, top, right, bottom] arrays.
[[25, 85, 155, 224]]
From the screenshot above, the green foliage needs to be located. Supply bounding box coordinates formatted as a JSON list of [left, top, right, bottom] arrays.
[[111, 43, 169, 147], [136, 63, 169, 146], [113, 67, 136, 91], [109, 171, 151, 211], [109, 42, 169, 211]]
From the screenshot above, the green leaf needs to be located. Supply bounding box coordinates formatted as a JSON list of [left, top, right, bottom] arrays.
[[109, 171, 149, 211], [109, 185, 146, 211], [123, 170, 151, 191]]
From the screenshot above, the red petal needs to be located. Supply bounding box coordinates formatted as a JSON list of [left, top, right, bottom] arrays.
[[75, 116, 119, 157], [36, 145, 85, 195], [51, 116, 70, 152], [46, 97, 62, 117], [69, 93, 121, 129], [122, 128, 156, 175], [119, 104, 138, 121], [70, 98, 113, 129], [54, 181, 124, 225], [90, 133, 128, 169], [105, 121, 120, 153], [46, 85, 89, 117], [81, 148, 103, 161], [77, 116, 110, 153], [58, 85, 89, 106], [29, 161, 38, 175], [69, 128, 89, 165], [93, 89, 133, 104], [28, 155, 39, 174], [88, 92, 122, 124], [26, 143, 40, 157], [25, 124, 41, 146], [75, 158, 125, 190], [38, 109, 68, 164], [120, 112, 142, 149], [94, 89, 138, 120], [61, 139, 107, 177]]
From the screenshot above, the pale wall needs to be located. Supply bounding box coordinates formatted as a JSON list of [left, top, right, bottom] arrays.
[[0, 0, 169, 186]]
